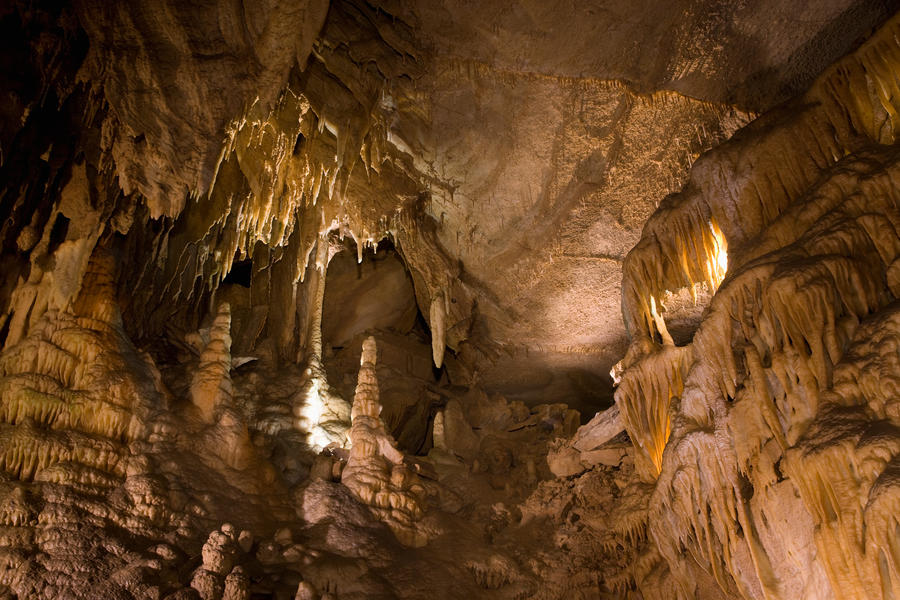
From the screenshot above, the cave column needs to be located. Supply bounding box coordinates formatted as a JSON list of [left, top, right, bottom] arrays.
[[305, 235, 331, 370], [293, 234, 351, 449]]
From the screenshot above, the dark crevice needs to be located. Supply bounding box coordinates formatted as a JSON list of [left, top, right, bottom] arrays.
[[223, 256, 253, 288], [293, 132, 305, 155], [47, 212, 70, 254], [0, 312, 11, 348]]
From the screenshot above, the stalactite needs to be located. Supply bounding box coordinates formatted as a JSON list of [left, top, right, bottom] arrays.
[[613, 14, 900, 600], [392, 208, 475, 368], [615, 346, 691, 480], [430, 290, 446, 368]]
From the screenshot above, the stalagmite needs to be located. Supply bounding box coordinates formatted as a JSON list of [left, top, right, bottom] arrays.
[[341, 336, 430, 547], [191, 303, 234, 423]]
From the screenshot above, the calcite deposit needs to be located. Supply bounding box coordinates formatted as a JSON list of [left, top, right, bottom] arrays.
[[1, 0, 899, 598], [340, 337, 430, 547]]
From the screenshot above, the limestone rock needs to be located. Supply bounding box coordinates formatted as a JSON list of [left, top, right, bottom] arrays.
[[341, 337, 430, 546], [295, 581, 318, 600], [222, 567, 249, 600], [547, 444, 584, 478], [572, 405, 625, 453], [433, 400, 480, 461]]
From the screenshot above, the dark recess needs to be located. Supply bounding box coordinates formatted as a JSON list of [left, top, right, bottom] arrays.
[[47, 212, 70, 254], [223, 257, 253, 288]]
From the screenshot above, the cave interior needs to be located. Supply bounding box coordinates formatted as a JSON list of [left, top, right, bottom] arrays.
[[1, 0, 900, 599]]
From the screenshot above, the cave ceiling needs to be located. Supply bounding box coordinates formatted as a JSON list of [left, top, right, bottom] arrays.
[[5, 0, 889, 404]]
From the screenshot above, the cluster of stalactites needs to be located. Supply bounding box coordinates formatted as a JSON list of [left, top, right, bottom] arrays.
[[621, 13, 900, 345], [123, 16, 422, 342], [127, 73, 468, 372], [190, 0, 427, 300], [614, 345, 691, 480], [106, 2, 470, 373], [201, 88, 389, 296], [623, 211, 728, 343], [611, 13, 900, 600], [644, 147, 900, 600]]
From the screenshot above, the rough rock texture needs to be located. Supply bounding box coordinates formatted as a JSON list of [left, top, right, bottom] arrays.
[[1, 0, 899, 599], [340, 337, 430, 547], [609, 14, 900, 599], [322, 245, 418, 351]]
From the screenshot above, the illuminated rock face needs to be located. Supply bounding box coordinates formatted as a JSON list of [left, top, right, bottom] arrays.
[[613, 15, 900, 599], [0, 1, 899, 598]]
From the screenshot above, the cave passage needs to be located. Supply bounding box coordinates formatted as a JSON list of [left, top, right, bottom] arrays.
[[223, 254, 253, 288], [321, 239, 445, 454]]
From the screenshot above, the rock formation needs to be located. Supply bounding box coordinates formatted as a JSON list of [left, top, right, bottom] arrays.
[[1, 0, 899, 598], [341, 336, 430, 547], [611, 15, 900, 599]]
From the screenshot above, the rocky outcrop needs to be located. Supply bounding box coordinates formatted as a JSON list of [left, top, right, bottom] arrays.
[[547, 404, 626, 477], [611, 13, 900, 600]]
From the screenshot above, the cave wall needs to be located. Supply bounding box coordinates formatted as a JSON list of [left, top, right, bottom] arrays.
[[610, 13, 900, 599]]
